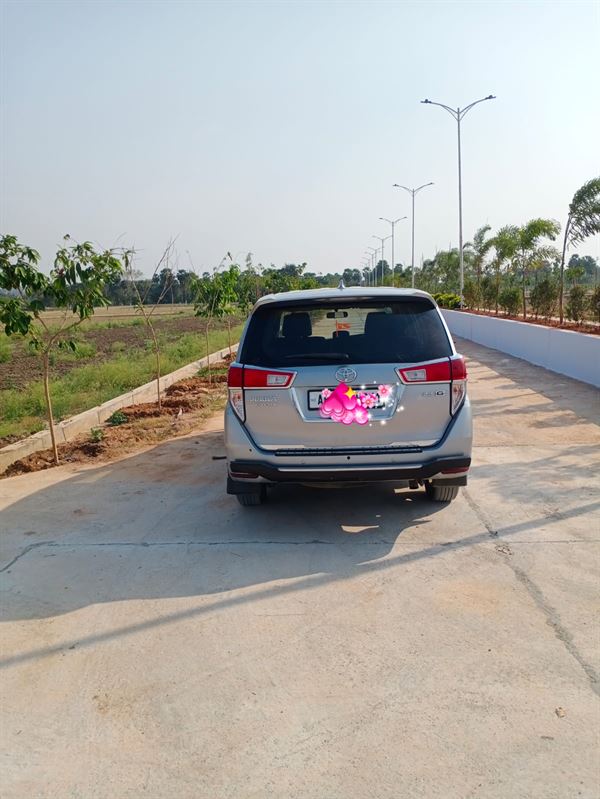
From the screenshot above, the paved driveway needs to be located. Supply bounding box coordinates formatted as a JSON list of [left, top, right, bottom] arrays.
[[1, 339, 599, 799]]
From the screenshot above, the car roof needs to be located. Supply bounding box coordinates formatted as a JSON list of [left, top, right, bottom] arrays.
[[254, 286, 435, 308]]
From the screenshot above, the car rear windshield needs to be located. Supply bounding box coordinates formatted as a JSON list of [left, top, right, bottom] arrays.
[[239, 298, 452, 366]]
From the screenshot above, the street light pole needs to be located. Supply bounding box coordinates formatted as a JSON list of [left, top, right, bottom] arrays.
[[393, 183, 434, 289], [361, 259, 370, 286], [420, 94, 495, 303], [365, 246, 378, 286], [379, 216, 407, 287], [372, 235, 391, 286]]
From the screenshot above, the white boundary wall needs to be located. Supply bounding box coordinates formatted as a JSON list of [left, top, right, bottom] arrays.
[[0, 344, 237, 474], [443, 310, 600, 388]]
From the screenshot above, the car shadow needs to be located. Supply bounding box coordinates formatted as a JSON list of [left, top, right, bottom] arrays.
[[1, 430, 448, 624], [456, 338, 600, 427]]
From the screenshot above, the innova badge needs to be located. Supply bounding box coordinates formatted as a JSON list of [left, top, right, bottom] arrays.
[[335, 366, 357, 383]]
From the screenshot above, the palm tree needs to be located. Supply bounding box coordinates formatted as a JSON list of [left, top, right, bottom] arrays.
[[490, 225, 519, 315], [514, 219, 560, 319], [464, 224, 494, 306], [558, 178, 600, 324]]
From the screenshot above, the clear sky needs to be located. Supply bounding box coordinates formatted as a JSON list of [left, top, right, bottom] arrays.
[[1, 0, 599, 276]]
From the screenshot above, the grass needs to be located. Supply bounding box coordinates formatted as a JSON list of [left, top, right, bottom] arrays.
[[0, 333, 15, 363], [0, 323, 244, 441]]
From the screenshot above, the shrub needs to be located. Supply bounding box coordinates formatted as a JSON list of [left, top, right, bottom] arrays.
[[566, 285, 587, 323], [530, 278, 559, 319], [90, 427, 104, 443], [589, 285, 600, 323], [433, 292, 461, 309], [481, 276, 497, 311], [462, 279, 480, 309], [107, 410, 128, 426], [498, 286, 520, 316]]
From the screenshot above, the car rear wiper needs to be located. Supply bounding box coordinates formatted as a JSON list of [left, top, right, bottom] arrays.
[[283, 353, 350, 360]]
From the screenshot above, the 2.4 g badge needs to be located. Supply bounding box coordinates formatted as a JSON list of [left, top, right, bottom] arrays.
[[248, 394, 279, 406]]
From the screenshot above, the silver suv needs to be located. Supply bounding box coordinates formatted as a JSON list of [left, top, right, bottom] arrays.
[[225, 287, 472, 506]]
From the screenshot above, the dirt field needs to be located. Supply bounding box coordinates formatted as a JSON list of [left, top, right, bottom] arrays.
[[38, 304, 196, 322], [1, 313, 238, 392]]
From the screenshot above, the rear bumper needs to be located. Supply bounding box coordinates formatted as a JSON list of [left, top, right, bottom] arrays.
[[225, 396, 472, 491], [228, 456, 470, 488]]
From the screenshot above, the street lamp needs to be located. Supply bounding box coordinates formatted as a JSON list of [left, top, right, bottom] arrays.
[[379, 216, 407, 288], [363, 251, 373, 286], [421, 94, 495, 303], [365, 246, 378, 286], [360, 259, 370, 286], [393, 183, 434, 289], [372, 235, 391, 286]]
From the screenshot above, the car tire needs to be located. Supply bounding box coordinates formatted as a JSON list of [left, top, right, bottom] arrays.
[[236, 487, 266, 506], [425, 483, 459, 503]]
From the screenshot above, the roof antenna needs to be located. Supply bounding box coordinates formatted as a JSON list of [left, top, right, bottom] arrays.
[[337, 279, 346, 290]]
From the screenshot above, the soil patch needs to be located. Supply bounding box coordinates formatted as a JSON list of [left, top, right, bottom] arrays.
[[3, 362, 231, 478]]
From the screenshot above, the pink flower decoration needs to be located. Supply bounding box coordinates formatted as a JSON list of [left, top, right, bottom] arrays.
[[354, 406, 369, 425], [319, 382, 368, 425], [360, 392, 378, 409], [378, 384, 392, 399]]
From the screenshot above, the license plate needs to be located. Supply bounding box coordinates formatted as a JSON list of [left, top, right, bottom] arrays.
[[307, 388, 385, 411]]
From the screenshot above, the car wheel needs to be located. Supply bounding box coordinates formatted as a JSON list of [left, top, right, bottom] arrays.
[[425, 483, 459, 503], [236, 487, 266, 506]]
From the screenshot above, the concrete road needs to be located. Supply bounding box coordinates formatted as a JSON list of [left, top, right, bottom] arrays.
[[1, 339, 599, 799]]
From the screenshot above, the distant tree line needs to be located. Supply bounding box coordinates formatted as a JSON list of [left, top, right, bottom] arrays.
[[2, 179, 598, 327]]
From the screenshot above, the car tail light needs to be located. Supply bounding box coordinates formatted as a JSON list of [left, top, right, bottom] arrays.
[[450, 356, 467, 380], [243, 367, 295, 389], [227, 365, 245, 421], [450, 355, 467, 415], [227, 366, 243, 388], [226, 364, 296, 422], [396, 359, 451, 383], [396, 355, 467, 416]]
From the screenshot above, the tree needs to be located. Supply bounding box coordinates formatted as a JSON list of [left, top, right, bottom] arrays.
[[462, 277, 479, 309], [567, 254, 600, 285], [0, 235, 123, 464], [480, 274, 497, 311], [515, 219, 560, 319], [262, 262, 310, 294], [490, 225, 518, 315], [530, 277, 559, 319], [558, 178, 600, 323], [127, 240, 177, 410], [590, 286, 600, 323], [492, 220, 559, 319], [498, 285, 520, 316], [192, 269, 232, 383], [565, 285, 587, 323], [428, 248, 461, 294], [220, 264, 240, 357], [342, 268, 362, 286], [464, 224, 493, 305], [565, 261, 586, 286], [175, 269, 195, 303]]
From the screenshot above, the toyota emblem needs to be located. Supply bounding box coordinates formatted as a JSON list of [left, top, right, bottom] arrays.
[[335, 366, 357, 383]]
